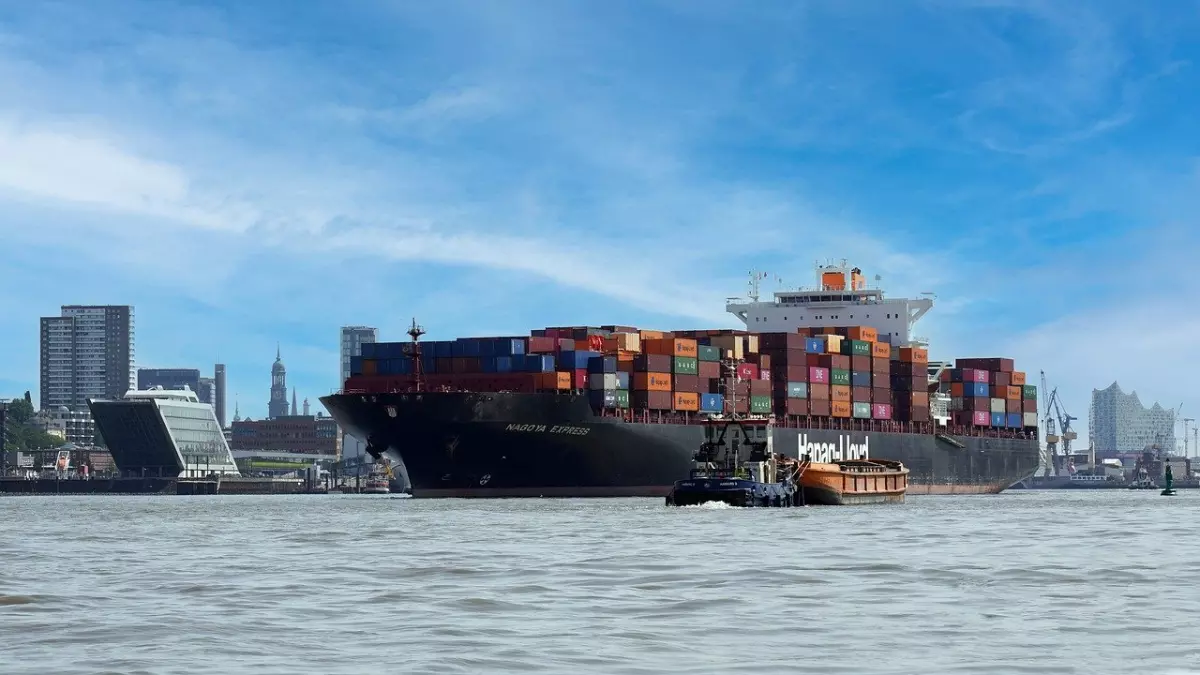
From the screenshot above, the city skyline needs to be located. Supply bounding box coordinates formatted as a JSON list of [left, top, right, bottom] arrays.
[[1, 2, 1200, 443]]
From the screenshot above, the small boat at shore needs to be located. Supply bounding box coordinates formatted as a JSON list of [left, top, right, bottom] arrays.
[[665, 415, 908, 507]]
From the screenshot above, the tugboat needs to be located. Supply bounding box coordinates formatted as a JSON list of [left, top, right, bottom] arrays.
[[362, 462, 393, 494], [665, 414, 802, 507]]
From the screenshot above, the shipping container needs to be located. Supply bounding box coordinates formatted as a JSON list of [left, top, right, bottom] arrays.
[[778, 381, 808, 398], [774, 398, 807, 416], [898, 347, 928, 364], [872, 387, 890, 404], [804, 337, 825, 354], [830, 369, 850, 386], [1023, 411, 1038, 428], [1011, 371, 1027, 386], [809, 399, 832, 417], [990, 412, 1005, 427], [970, 382, 989, 398], [749, 396, 772, 414], [673, 373, 699, 393], [759, 332, 807, 351], [673, 392, 700, 412], [526, 355, 556, 373], [494, 338, 527, 356], [808, 383, 831, 400], [773, 364, 808, 382], [850, 370, 872, 388], [1022, 399, 1037, 413], [644, 337, 698, 359], [736, 363, 759, 380], [831, 385, 851, 402], [698, 360, 721, 379], [557, 350, 599, 371], [872, 403, 893, 420], [361, 359, 377, 376], [871, 357, 891, 375], [724, 398, 750, 415], [588, 373, 621, 390], [809, 366, 830, 384], [851, 386, 871, 402], [852, 401, 871, 419], [1005, 412, 1021, 428], [707, 335, 743, 360], [527, 336, 556, 353], [588, 390, 619, 409], [608, 332, 641, 353], [974, 410, 991, 426], [993, 371, 1011, 388], [1022, 385, 1037, 400], [633, 372, 672, 391], [758, 368, 771, 382], [700, 392, 723, 412], [349, 355, 363, 375], [632, 390, 672, 410], [1005, 399, 1021, 414], [842, 340, 871, 357], [574, 369, 587, 389], [633, 353, 672, 373], [831, 400, 852, 418], [674, 356, 699, 376], [696, 345, 721, 362], [846, 326, 878, 342], [540, 372, 572, 390], [957, 357, 1014, 373], [990, 398, 1005, 414], [871, 341, 891, 359], [754, 353, 772, 370], [360, 343, 377, 359], [848, 355, 869, 373], [749, 379, 771, 396], [824, 335, 844, 354], [587, 356, 617, 374]]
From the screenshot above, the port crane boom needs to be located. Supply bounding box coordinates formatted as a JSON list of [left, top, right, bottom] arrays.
[[1039, 371, 1077, 476]]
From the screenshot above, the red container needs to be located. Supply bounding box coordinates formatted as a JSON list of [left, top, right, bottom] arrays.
[[809, 353, 850, 370], [1005, 399, 1021, 414], [957, 357, 1014, 373], [673, 374, 700, 393], [774, 398, 807, 416], [1022, 399, 1037, 413], [724, 398, 749, 414], [871, 403, 892, 420], [574, 369, 587, 389], [872, 372, 889, 389], [632, 390, 672, 410], [993, 371, 1011, 387], [698, 360, 720, 379], [736, 363, 759, 380], [808, 383, 831, 400], [634, 354, 672, 372], [872, 357, 891, 375], [851, 355, 871, 372], [872, 387, 891, 403], [851, 386, 871, 402], [808, 367, 830, 384], [808, 399, 832, 417], [772, 364, 808, 382], [527, 336, 556, 353], [749, 379, 771, 396], [897, 405, 931, 422]]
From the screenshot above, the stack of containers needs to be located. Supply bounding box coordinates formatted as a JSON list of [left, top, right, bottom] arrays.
[[586, 355, 630, 409], [645, 337, 701, 413], [840, 327, 876, 420], [891, 347, 930, 422], [810, 333, 848, 418], [788, 332, 831, 417], [952, 358, 1037, 429], [556, 347, 600, 390], [631, 348, 673, 411], [945, 366, 991, 428], [759, 332, 809, 418], [696, 343, 722, 398]]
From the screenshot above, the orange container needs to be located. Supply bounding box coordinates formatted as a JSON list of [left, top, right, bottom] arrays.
[[831, 400, 852, 417], [831, 385, 851, 402], [1011, 371, 1026, 386], [949, 382, 965, 397], [361, 359, 377, 376], [634, 372, 672, 392], [644, 338, 698, 358], [899, 347, 928, 364], [672, 392, 700, 412], [640, 330, 667, 341], [574, 339, 591, 351], [871, 342, 891, 359], [1005, 385, 1022, 400], [534, 372, 571, 390], [910, 391, 930, 406], [606, 332, 641, 353], [847, 326, 878, 342]]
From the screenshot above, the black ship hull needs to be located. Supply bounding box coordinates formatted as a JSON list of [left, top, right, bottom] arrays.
[[320, 392, 1041, 498]]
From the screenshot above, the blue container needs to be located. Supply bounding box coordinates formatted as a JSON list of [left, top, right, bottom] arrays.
[[700, 393, 724, 412], [360, 343, 376, 358], [990, 412, 1005, 427], [804, 338, 825, 354], [850, 371, 871, 387], [557, 350, 598, 371], [432, 341, 453, 359], [494, 338, 526, 356], [615, 371, 630, 389], [972, 382, 990, 398], [479, 340, 497, 357], [527, 355, 555, 373], [396, 359, 412, 375], [459, 339, 483, 358], [480, 357, 498, 373], [376, 359, 393, 375], [1006, 412, 1022, 428], [349, 355, 363, 375], [587, 356, 617, 374], [421, 356, 438, 373], [495, 356, 513, 373]]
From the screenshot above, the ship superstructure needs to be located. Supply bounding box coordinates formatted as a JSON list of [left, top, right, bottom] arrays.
[[89, 386, 240, 478], [725, 261, 934, 348]]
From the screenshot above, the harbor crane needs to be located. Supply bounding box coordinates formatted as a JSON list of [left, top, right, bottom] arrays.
[[1039, 371, 1078, 477], [1182, 416, 1194, 458]]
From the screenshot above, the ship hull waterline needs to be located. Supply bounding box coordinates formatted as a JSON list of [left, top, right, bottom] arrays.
[[322, 392, 1040, 499]]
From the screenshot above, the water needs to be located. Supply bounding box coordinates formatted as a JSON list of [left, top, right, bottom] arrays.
[[1, 491, 1198, 674]]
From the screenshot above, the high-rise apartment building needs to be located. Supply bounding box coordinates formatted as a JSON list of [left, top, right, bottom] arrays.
[[138, 368, 201, 395], [1090, 382, 1177, 454], [40, 305, 134, 411], [338, 326, 378, 460]]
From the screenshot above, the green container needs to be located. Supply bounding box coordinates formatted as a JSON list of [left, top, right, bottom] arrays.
[[1022, 385, 1037, 400], [843, 340, 872, 357], [697, 345, 721, 362], [749, 396, 772, 414], [831, 369, 851, 386], [613, 390, 630, 408], [784, 382, 808, 398], [852, 401, 871, 419], [673, 356, 699, 375]]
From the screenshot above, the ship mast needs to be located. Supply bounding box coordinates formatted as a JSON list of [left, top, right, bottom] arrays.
[[407, 318, 426, 392]]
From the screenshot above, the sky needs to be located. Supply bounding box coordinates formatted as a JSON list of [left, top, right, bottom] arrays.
[[1, 0, 1199, 447]]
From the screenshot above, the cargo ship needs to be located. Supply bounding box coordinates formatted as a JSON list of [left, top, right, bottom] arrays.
[[320, 261, 1042, 498]]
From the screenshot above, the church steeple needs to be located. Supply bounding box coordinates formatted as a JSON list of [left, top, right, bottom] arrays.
[[233, 396, 241, 423], [291, 387, 298, 416], [268, 345, 289, 419]]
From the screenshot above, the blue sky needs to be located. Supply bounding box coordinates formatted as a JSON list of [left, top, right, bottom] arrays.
[[1, 0, 1198, 444]]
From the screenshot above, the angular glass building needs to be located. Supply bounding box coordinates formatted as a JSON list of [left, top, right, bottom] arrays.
[[1089, 382, 1176, 455]]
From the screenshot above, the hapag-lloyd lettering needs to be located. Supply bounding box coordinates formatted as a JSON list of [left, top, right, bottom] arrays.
[[798, 433, 869, 463]]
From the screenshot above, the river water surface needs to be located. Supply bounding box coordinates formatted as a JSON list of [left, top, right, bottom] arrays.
[[1, 491, 1198, 674]]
